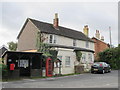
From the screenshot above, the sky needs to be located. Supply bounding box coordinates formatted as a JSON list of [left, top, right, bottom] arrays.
[[0, 0, 119, 47]]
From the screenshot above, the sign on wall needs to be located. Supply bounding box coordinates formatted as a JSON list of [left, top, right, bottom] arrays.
[[18, 60, 29, 68]]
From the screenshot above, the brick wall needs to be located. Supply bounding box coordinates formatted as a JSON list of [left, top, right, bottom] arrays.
[[92, 37, 109, 61]]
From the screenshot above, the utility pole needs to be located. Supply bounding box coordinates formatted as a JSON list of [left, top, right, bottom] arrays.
[[109, 26, 112, 48]]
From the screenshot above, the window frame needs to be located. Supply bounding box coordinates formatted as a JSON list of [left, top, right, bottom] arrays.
[[49, 34, 57, 44], [65, 56, 71, 66], [73, 39, 76, 46], [86, 41, 89, 48]]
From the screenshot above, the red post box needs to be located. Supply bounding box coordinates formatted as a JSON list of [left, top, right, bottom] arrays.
[[10, 63, 15, 70]]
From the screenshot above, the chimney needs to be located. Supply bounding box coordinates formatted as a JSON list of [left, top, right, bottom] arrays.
[[53, 13, 59, 29], [95, 30, 100, 39], [83, 25, 89, 36], [101, 36, 104, 41]]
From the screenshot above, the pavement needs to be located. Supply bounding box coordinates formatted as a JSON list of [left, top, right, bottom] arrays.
[[2, 70, 118, 88]]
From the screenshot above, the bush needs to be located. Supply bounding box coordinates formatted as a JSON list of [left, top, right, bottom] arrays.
[[0, 64, 8, 78], [98, 45, 120, 70]]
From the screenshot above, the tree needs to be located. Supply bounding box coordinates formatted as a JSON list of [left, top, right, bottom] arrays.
[[36, 31, 58, 61], [7, 41, 17, 51], [98, 44, 120, 69]]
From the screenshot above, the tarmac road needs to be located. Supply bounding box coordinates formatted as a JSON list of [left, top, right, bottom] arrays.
[[2, 70, 118, 88]]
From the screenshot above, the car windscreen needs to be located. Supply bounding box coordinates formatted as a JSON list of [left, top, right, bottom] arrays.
[[93, 63, 100, 66]]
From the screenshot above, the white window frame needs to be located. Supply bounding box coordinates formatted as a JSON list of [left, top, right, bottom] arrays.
[[73, 39, 76, 46], [88, 53, 92, 63], [49, 34, 57, 44], [81, 53, 86, 64], [86, 41, 89, 48], [65, 56, 71, 66]]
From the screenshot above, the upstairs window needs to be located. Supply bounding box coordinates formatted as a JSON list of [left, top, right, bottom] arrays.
[[86, 41, 89, 48], [73, 39, 76, 46], [49, 35, 53, 43], [49, 34, 57, 44]]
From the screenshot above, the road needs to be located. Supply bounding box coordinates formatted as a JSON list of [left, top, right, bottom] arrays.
[[2, 70, 118, 88]]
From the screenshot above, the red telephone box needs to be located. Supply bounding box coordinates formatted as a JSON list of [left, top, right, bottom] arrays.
[[46, 57, 53, 77], [10, 63, 15, 70]]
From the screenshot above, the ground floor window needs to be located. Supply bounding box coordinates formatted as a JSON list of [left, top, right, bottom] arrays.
[[65, 56, 70, 66], [81, 53, 86, 63], [88, 53, 93, 64]]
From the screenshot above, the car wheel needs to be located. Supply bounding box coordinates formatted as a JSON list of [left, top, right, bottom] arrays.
[[91, 71, 94, 74], [102, 70, 105, 74]]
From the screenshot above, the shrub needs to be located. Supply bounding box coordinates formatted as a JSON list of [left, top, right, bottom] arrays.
[[98, 45, 120, 70], [0, 64, 8, 78]]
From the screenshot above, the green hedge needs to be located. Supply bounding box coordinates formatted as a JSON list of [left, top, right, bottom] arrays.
[[98, 45, 120, 70], [0, 64, 8, 78]]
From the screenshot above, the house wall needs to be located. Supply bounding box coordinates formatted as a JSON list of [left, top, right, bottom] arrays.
[[17, 20, 38, 51], [53, 48, 94, 74], [53, 48, 75, 74], [43, 33, 94, 51], [80, 51, 94, 71], [92, 38, 109, 60]]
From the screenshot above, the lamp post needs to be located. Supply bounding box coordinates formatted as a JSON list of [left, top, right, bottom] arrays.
[[109, 26, 112, 48]]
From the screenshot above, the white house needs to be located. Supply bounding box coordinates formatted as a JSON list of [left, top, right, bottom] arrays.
[[17, 13, 94, 75]]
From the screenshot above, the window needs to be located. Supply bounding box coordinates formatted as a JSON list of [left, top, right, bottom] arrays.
[[81, 53, 86, 63], [73, 39, 76, 46], [49, 34, 57, 44], [65, 56, 70, 66], [88, 53, 92, 63], [49, 35, 53, 43], [54, 35, 56, 43], [86, 41, 89, 48]]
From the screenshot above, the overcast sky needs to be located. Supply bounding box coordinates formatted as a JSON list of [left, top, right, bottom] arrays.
[[0, 0, 118, 47]]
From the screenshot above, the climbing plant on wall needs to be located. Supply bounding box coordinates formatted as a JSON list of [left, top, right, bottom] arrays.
[[75, 51, 82, 62], [36, 31, 58, 61]]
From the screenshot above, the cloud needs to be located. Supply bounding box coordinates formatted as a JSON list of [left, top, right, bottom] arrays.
[[1, 2, 118, 47]]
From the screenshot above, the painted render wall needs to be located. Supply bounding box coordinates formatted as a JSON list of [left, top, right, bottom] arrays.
[[17, 20, 38, 51], [53, 48, 94, 74], [43, 33, 94, 51], [55, 48, 76, 74]]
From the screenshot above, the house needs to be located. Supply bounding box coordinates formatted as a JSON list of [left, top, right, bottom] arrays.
[[0, 45, 8, 57], [92, 30, 109, 61], [0, 45, 8, 64], [17, 13, 95, 75]]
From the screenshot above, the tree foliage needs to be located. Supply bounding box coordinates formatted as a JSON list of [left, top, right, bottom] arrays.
[[98, 44, 120, 69], [7, 41, 17, 51], [36, 31, 58, 61], [75, 51, 82, 62]]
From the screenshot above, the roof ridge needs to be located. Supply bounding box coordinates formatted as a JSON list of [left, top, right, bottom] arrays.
[[29, 18, 82, 33], [19, 18, 94, 42]]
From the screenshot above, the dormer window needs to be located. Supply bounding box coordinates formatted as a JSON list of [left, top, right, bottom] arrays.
[[49, 34, 57, 44], [73, 39, 76, 46]]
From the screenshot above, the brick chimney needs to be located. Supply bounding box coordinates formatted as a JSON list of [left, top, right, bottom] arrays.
[[83, 25, 89, 36], [53, 13, 59, 29], [95, 30, 100, 39], [101, 36, 104, 41]]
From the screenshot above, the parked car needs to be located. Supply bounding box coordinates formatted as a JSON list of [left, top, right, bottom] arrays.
[[91, 62, 111, 74]]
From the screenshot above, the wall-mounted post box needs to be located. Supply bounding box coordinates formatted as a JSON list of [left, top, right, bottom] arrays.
[[10, 63, 15, 70]]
